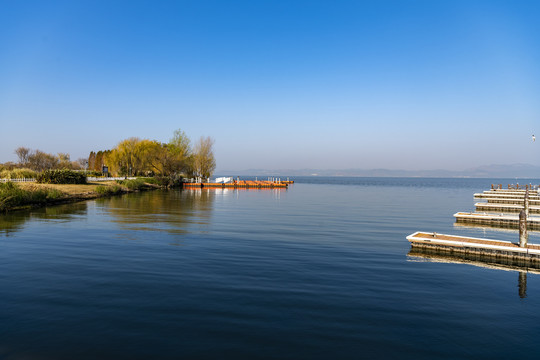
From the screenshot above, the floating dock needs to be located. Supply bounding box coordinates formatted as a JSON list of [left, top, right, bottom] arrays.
[[410, 184, 540, 277], [475, 192, 540, 200], [408, 247, 540, 273], [407, 232, 540, 263], [479, 197, 540, 205], [183, 180, 288, 189], [475, 202, 540, 214], [486, 184, 537, 191], [454, 212, 540, 230], [455, 186, 539, 229]]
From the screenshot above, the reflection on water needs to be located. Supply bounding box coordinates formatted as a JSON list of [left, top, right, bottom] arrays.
[[0, 202, 88, 236], [0, 188, 284, 237], [100, 189, 215, 235], [519, 271, 527, 299], [408, 247, 535, 298], [454, 221, 540, 233]]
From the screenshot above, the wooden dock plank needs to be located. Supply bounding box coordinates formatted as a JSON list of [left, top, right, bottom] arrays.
[[475, 193, 540, 200], [454, 212, 540, 229], [475, 202, 540, 214], [483, 198, 540, 205], [407, 232, 540, 261]]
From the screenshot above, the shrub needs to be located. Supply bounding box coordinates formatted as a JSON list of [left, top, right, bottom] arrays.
[[0, 182, 64, 212], [116, 178, 146, 191], [0, 168, 37, 179], [140, 177, 159, 185], [82, 170, 103, 177], [142, 176, 183, 188], [44, 188, 64, 200], [37, 169, 87, 184], [95, 185, 123, 195]]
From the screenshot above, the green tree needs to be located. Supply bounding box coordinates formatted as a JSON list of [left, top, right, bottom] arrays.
[[107, 137, 142, 176], [166, 129, 192, 176]]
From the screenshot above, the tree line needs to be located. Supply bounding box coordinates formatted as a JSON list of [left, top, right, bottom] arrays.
[[89, 129, 216, 178], [4, 129, 216, 179], [11, 147, 86, 172]]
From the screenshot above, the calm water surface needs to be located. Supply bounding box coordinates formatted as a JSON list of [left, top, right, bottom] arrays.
[[1, 177, 540, 359]]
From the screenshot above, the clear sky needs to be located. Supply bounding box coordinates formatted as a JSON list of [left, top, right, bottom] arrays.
[[1, 0, 539, 171]]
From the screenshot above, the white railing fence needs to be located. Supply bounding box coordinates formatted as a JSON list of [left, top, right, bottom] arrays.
[[0, 178, 36, 183], [0, 177, 137, 183], [87, 177, 137, 182]]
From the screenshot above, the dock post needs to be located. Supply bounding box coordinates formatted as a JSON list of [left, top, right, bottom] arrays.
[[519, 209, 528, 247], [524, 189, 530, 217]]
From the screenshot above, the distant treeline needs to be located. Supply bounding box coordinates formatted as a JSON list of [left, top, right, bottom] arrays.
[[1, 129, 216, 179], [2, 148, 86, 172]]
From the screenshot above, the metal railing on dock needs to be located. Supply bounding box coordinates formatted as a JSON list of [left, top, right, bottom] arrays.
[[490, 184, 539, 191]]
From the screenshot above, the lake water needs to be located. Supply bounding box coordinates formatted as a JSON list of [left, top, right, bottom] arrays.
[[2, 177, 540, 359]]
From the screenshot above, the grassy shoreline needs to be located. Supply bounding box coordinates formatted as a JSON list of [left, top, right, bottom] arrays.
[[0, 180, 164, 213]]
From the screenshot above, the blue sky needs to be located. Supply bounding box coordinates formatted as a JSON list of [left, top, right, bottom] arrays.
[[1, 0, 539, 171]]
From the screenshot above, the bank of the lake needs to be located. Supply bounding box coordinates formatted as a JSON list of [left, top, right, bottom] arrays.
[[0, 179, 163, 213]]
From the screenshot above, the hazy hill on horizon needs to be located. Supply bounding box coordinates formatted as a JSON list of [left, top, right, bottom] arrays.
[[217, 163, 540, 179]]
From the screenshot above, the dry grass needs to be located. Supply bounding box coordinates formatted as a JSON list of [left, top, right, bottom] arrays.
[[19, 181, 119, 196], [1, 180, 162, 213]]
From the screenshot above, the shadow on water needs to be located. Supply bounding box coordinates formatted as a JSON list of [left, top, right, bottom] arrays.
[[408, 247, 536, 299], [0, 202, 88, 236], [98, 189, 216, 236]]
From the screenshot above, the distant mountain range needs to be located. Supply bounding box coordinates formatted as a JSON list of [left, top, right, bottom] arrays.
[[217, 164, 540, 179]]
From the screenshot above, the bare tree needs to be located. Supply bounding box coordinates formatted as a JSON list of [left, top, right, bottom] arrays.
[[14, 147, 31, 166], [57, 153, 72, 169], [28, 150, 59, 171], [57, 153, 70, 162], [192, 136, 216, 179], [77, 158, 88, 169]]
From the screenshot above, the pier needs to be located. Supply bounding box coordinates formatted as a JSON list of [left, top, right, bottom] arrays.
[[407, 232, 540, 263], [477, 197, 540, 205], [454, 185, 540, 228], [475, 192, 540, 200], [183, 180, 288, 189], [454, 211, 540, 230], [408, 246, 540, 273], [409, 183, 540, 268], [474, 202, 540, 214]]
